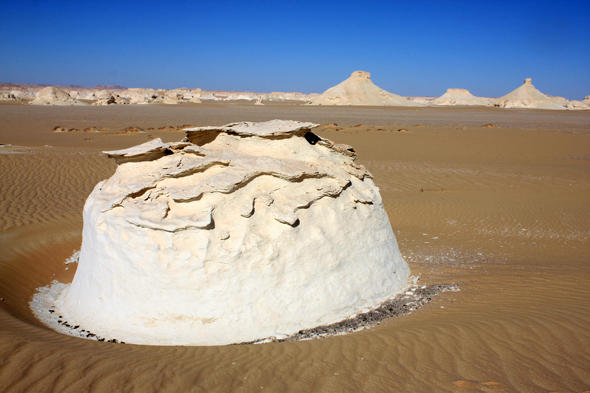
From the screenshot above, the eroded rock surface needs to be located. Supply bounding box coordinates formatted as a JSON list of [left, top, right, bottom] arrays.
[[36, 120, 410, 346], [433, 88, 493, 106], [494, 78, 589, 110], [309, 71, 423, 106], [29, 86, 88, 106]]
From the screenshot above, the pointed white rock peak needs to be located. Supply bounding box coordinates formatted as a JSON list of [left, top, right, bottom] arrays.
[[35, 120, 410, 346], [432, 88, 493, 106], [493, 78, 581, 110], [309, 71, 423, 106]]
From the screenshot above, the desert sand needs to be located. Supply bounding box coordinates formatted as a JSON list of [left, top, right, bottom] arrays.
[[0, 102, 589, 392]]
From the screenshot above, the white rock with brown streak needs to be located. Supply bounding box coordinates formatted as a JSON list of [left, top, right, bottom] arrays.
[[53, 120, 410, 345]]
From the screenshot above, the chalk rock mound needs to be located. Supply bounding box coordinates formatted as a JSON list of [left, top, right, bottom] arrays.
[[432, 88, 492, 106], [121, 88, 163, 104], [52, 120, 410, 346], [566, 99, 590, 110], [309, 71, 423, 106], [90, 89, 130, 105], [30, 86, 88, 106], [494, 78, 569, 110], [0, 90, 25, 101]]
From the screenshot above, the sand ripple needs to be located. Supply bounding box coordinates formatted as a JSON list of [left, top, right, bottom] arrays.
[[0, 147, 115, 232], [1, 111, 589, 392]]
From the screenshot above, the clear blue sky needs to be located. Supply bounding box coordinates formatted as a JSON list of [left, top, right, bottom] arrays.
[[1, 0, 589, 99]]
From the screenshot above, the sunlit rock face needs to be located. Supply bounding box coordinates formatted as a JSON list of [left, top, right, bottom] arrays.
[[309, 71, 423, 106], [494, 78, 589, 110], [56, 120, 410, 346], [29, 86, 88, 106], [432, 88, 493, 106]]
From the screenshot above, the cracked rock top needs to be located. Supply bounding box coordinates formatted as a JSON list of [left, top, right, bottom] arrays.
[[98, 120, 375, 231]]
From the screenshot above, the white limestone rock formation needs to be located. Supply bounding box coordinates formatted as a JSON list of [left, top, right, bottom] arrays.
[[0, 90, 25, 101], [94, 89, 113, 100], [268, 92, 319, 102], [494, 78, 570, 110], [121, 88, 163, 104], [406, 96, 436, 105], [566, 99, 590, 110], [50, 120, 410, 346], [29, 86, 88, 106], [309, 71, 423, 106], [186, 88, 203, 103], [163, 90, 184, 104], [91, 90, 116, 105], [432, 88, 493, 106], [584, 95, 590, 104]]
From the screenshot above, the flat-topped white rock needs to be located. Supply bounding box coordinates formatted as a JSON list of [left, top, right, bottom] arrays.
[[309, 71, 423, 106], [29, 86, 88, 106], [43, 120, 410, 346], [432, 88, 493, 106]]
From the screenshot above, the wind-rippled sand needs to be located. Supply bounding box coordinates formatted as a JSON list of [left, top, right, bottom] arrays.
[[0, 104, 589, 392]]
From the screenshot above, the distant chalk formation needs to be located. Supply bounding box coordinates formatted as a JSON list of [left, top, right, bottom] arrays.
[[494, 78, 588, 110], [432, 88, 493, 106], [0, 90, 27, 101], [91, 90, 130, 105], [4, 78, 587, 109], [309, 71, 423, 106], [30, 86, 88, 106]]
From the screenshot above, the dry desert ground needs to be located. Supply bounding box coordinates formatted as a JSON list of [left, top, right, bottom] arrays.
[[0, 102, 589, 392]]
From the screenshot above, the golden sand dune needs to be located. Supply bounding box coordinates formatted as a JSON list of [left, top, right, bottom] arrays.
[[0, 104, 589, 392]]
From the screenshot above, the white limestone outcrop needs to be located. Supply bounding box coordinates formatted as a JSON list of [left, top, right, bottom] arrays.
[[49, 120, 410, 346], [0, 90, 25, 101], [121, 88, 163, 104], [29, 86, 88, 106], [309, 71, 423, 106], [432, 88, 493, 106], [493, 78, 585, 110]]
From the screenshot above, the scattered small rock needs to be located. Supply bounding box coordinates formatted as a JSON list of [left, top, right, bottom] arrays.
[[481, 124, 497, 128], [120, 126, 144, 134]]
